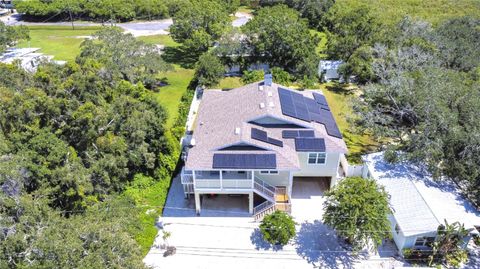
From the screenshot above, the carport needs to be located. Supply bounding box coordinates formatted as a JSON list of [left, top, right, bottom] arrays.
[[292, 177, 330, 199], [291, 177, 330, 221]]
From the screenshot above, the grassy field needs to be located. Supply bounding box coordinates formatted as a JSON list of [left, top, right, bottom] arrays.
[[320, 83, 378, 163], [16, 26, 102, 62], [137, 34, 179, 47], [215, 76, 245, 89], [337, 0, 480, 25], [156, 66, 195, 127]]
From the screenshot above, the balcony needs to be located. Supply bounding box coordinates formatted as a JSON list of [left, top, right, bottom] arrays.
[[183, 170, 254, 191]]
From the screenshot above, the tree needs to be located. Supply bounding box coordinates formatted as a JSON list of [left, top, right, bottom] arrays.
[[259, 211, 296, 245], [170, 0, 230, 58], [194, 53, 225, 88], [260, 0, 335, 29], [78, 27, 171, 88], [434, 17, 480, 72], [135, 0, 168, 21], [430, 220, 469, 267], [325, 6, 381, 61], [243, 5, 319, 79], [323, 177, 390, 250], [339, 45, 374, 84], [0, 22, 29, 53]]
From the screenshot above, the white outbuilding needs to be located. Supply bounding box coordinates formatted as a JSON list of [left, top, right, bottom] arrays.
[[362, 152, 480, 251]]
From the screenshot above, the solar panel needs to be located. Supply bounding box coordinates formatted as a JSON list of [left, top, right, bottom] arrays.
[[294, 138, 326, 152], [282, 130, 315, 138], [320, 104, 330, 111], [298, 130, 315, 137], [282, 130, 299, 138], [267, 137, 283, 147], [212, 154, 276, 169], [251, 128, 268, 141], [278, 88, 342, 138], [251, 128, 283, 147], [295, 106, 310, 121], [313, 92, 328, 106]]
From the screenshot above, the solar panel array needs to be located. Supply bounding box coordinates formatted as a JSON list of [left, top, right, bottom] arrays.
[[212, 154, 276, 169], [294, 138, 326, 152], [251, 128, 283, 147], [282, 130, 315, 139], [278, 88, 342, 139]]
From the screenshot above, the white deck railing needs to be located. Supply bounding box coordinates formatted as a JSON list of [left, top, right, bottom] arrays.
[[253, 200, 274, 215], [254, 177, 276, 201], [181, 168, 194, 184]]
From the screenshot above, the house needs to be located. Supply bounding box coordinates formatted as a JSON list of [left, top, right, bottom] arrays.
[[318, 60, 344, 82], [0, 48, 66, 72], [0, 0, 13, 9], [181, 75, 348, 219], [363, 152, 480, 251]]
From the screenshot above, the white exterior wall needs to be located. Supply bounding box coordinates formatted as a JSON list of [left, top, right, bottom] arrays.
[[389, 214, 438, 251], [389, 215, 407, 250], [293, 152, 340, 177], [254, 171, 289, 187], [293, 152, 341, 188]]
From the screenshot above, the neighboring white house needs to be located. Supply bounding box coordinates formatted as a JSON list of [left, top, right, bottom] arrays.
[[318, 60, 345, 82], [181, 76, 348, 219], [0, 48, 66, 72], [363, 152, 480, 251]]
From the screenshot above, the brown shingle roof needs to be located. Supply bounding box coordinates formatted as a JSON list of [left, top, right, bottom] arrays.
[[185, 81, 347, 170]]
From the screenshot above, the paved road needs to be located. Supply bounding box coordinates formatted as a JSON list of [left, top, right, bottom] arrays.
[[1, 12, 252, 36]]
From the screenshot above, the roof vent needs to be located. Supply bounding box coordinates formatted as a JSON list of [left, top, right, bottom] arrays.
[[259, 102, 265, 109], [267, 91, 272, 97], [190, 138, 196, 146], [264, 74, 273, 86], [269, 101, 274, 107], [259, 85, 264, 91], [234, 127, 241, 135]]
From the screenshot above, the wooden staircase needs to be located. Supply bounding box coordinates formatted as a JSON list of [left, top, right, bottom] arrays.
[[253, 185, 291, 222]]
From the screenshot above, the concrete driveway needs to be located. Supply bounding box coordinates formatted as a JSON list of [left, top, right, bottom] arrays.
[[144, 176, 405, 269]]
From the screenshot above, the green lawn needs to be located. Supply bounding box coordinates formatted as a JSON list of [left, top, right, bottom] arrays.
[[214, 76, 245, 89], [320, 83, 378, 164], [17, 26, 102, 62], [337, 0, 480, 25], [137, 35, 179, 47], [156, 66, 195, 128]]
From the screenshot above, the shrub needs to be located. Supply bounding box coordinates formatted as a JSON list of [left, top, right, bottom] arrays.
[[271, 67, 292, 85], [242, 69, 265, 84], [403, 248, 433, 265], [259, 211, 296, 245]]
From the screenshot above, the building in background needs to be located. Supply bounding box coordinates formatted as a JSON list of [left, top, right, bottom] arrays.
[[0, 48, 66, 72]]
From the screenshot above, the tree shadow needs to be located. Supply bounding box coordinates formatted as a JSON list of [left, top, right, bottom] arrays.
[[295, 220, 365, 269], [162, 46, 198, 68], [325, 83, 356, 96], [249, 228, 283, 251]]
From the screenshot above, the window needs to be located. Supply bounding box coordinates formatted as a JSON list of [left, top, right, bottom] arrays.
[[308, 153, 326, 164], [414, 236, 436, 247], [260, 170, 279, 174]]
